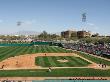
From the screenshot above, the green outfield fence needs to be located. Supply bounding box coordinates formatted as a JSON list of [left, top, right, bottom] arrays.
[[0, 41, 63, 47], [0, 43, 32, 46]]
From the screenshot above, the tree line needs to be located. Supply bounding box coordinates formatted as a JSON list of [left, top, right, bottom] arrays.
[[0, 31, 110, 44]]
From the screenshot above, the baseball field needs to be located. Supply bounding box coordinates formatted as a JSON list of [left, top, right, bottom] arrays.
[[0, 45, 110, 78]]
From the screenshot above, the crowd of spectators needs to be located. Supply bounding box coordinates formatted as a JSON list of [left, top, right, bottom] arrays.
[[63, 42, 110, 59]]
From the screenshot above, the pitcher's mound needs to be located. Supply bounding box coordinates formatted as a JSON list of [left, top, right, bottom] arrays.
[[57, 59, 68, 63]]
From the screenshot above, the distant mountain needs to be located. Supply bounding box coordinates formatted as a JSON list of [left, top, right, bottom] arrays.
[[0, 30, 61, 36], [11, 31, 40, 35]]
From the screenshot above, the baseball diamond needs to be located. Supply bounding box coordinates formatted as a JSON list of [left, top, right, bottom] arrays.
[[0, 43, 109, 78], [0, 0, 110, 81]]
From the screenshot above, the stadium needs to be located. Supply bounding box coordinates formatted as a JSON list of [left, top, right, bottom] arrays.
[[0, 0, 110, 81], [0, 41, 110, 81]]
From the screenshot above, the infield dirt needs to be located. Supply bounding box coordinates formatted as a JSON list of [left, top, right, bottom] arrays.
[[0, 53, 109, 70]]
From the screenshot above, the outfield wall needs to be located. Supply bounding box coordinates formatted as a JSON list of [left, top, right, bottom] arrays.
[[0, 43, 32, 46], [0, 42, 63, 47]]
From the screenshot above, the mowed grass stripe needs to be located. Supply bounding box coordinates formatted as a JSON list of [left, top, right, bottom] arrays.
[[0, 47, 18, 61], [22, 47, 31, 54], [0, 47, 13, 54], [50, 56, 63, 67], [23, 46, 35, 54], [40, 46, 44, 52], [0, 46, 74, 61], [0, 47, 22, 61], [0, 68, 110, 77], [27, 46, 33, 54], [37, 46, 42, 53], [30, 46, 36, 54], [51, 47, 60, 53], [45, 46, 53, 53], [68, 56, 88, 66], [47, 56, 57, 67], [31, 46, 37, 53], [6, 47, 25, 56], [43, 57, 51, 67], [41, 46, 45, 52], [6, 47, 26, 57], [16, 46, 28, 56], [45, 46, 51, 52], [36, 56, 45, 67], [45, 46, 52, 53], [36, 56, 51, 67], [24, 46, 33, 54], [35, 56, 91, 67], [74, 57, 91, 65], [42, 46, 48, 52], [59, 48, 68, 53], [49, 46, 58, 53], [54, 47, 65, 53], [70, 56, 88, 66], [76, 51, 110, 66], [0, 47, 16, 56], [0, 47, 9, 53], [55, 56, 90, 67], [54, 47, 71, 53], [35, 46, 39, 53]]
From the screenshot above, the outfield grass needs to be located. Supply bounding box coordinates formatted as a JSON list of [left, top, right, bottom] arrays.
[[74, 51, 110, 66], [35, 56, 91, 67], [0, 46, 73, 61], [0, 68, 110, 77]]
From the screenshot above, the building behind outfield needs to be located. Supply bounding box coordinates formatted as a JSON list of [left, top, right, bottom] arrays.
[[61, 30, 91, 38], [61, 30, 77, 38], [77, 31, 91, 38]]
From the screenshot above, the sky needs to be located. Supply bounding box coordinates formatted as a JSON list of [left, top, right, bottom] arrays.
[[0, 0, 110, 35]]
